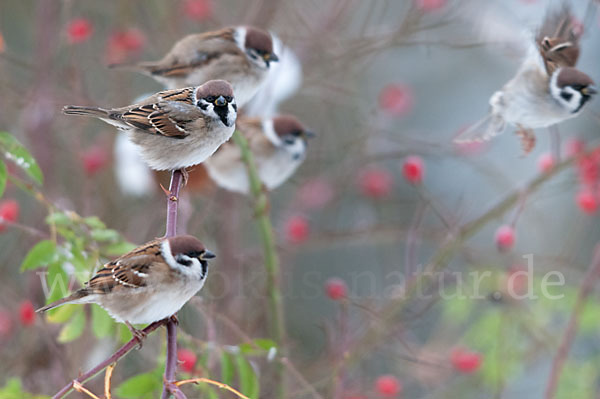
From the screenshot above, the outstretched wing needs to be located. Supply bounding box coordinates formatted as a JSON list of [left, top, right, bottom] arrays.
[[453, 114, 506, 144], [536, 3, 581, 74]]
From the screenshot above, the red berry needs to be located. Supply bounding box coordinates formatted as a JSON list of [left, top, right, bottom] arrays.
[[325, 278, 348, 301], [358, 167, 393, 198], [566, 139, 585, 157], [576, 190, 598, 214], [182, 0, 213, 20], [82, 146, 109, 176], [177, 348, 197, 373], [66, 18, 93, 44], [495, 225, 515, 251], [19, 300, 35, 326], [537, 153, 555, 173], [0, 200, 19, 232], [285, 215, 310, 244], [0, 309, 13, 338], [416, 0, 447, 11], [106, 29, 145, 64], [297, 178, 334, 210], [402, 156, 424, 184], [450, 348, 482, 373], [379, 84, 413, 117], [375, 375, 402, 396]]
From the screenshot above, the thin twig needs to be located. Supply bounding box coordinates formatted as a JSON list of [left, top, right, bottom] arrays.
[[544, 245, 600, 399], [175, 378, 251, 399], [105, 364, 115, 399], [72, 381, 100, 399]]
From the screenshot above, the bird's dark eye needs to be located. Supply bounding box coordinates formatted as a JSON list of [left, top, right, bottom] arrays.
[[561, 91, 573, 101], [255, 49, 266, 56], [292, 130, 302, 137], [205, 96, 216, 103], [224, 96, 233, 103]]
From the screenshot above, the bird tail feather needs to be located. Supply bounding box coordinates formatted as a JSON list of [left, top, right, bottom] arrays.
[[62, 105, 110, 118], [36, 291, 88, 313]]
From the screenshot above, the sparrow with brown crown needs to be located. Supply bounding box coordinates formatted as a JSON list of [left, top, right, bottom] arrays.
[[37, 235, 215, 338], [63, 80, 237, 177], [112, 26, 279, 107], [204, 115, 315, 194], [455, 3, 596, 154]]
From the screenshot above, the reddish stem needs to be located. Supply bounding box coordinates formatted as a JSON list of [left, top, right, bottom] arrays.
[[162, 169, 185, 399]]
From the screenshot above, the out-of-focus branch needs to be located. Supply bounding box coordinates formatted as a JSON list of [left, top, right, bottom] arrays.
[[544, 245, 600, 399], [344, 145, 596, 366], [232, 130, 286, 398], [52, 320, 166, 399]]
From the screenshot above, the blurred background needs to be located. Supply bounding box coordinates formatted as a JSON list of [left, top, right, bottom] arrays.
[[1, 0, 600, 398]]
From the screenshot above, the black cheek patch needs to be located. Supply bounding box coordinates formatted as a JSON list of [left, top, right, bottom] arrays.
[[197, 102, 208, 111], [176, 255, 192, 267]]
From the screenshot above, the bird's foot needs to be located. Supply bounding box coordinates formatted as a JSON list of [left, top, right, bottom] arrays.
[[126, 322, 147, 350], [516, 128, 536, 156], [179, 168, 189, 188], [169, 314, 179, 325]]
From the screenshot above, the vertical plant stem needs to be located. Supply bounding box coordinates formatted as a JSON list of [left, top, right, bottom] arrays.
[[232, 131, 286, 397], [162, 170, 186, 399]]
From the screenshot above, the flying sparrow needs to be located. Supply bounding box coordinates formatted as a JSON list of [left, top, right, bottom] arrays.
[[37, 235, 216, 330], [63, 80, 238, 172], [111, 26, 279, 107], [204, 115, 315, 194], [455, 4, 596, 153]]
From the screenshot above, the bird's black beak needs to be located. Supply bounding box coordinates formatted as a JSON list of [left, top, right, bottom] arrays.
[[264, 53, 279, 66], [582, 86, 597, 96], [215, 96, 227, 107], [201, 250, 216, 260]]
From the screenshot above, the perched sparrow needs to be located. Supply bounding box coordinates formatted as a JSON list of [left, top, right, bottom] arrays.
[[63, 80, 237, 171], [112, 26, 279, 107], [37, 235, 216, 327], [455, 4, 596, 153], [204, 115, 314, 194]]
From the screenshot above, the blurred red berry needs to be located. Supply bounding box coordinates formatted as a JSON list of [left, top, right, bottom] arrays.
[[416, 0, 446, 11], [182, 0, 213, 20], [379, 84, 413, 117], [82, 146, 109, 176], [576, 148, 600, 186], [566, 139, 585, 157], [576, 190, 598, 214], [106, 29, 145, 64], [506, 265, 528, 297], [0, 309, 13, 338], [402, 156, 424, 184], [285, 215, 309, 244], [495, 225, 515, 251], [375, 375, 402, 396], [66, 18, 93, 44], [358, 167, 393, 198], [19, 300, 35, 326], [537, 153, 554, 173], [325, 278, 348, 301], [297, 178, 334, 210], [0, 32, 4, 54], [0, 200, 19, 232], [177, 348, 197, 373], [450, 348, 482, 373]]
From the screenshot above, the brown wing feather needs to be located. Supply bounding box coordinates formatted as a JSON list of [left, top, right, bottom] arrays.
[[537, 3, 581, 74]]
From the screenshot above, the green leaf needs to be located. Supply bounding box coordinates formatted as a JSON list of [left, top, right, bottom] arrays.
[[115, 373, 162, 399], [0, 160, 6, 198], [45, 260, 69, 305], [239, 338, 277, 355], [21, 240, 56, 271], [0, 132, 43, 185], [57, 308, 85, 343], [45, 212, 72, 227], [235, 355, 259, 399], [46, 304, 77, 324], [83, 216, 106, 229], [0, 378, 51, 399], [221, 352, 234, 385], [91, 304, 113, 339], [90, 228, 120, 243], [103, 241, 137, 256]]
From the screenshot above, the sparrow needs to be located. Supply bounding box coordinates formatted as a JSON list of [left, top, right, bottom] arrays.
[[111, 26, 279, 107], [37, 235, 216, 331], [455, 3, 596, 154], [63, 80, 238, 172], [204, 115, 315, 194]]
